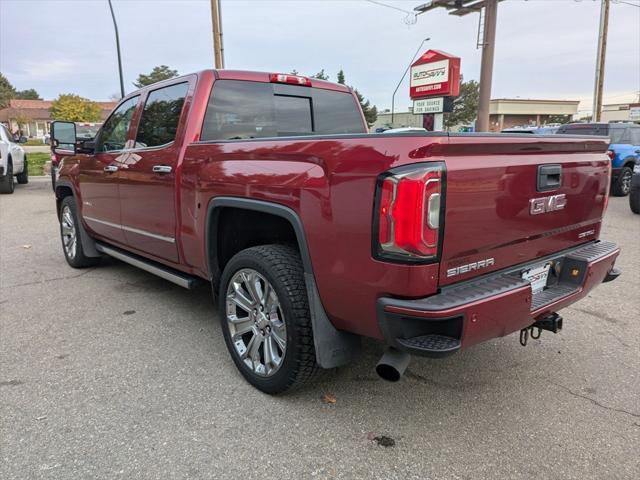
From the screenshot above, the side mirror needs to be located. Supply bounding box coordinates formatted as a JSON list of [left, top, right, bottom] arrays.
[[51, 121, 77, 154], [18, 136, 28, 144]]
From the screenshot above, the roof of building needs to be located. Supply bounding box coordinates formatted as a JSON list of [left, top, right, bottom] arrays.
[[0, 99, 117, 122]]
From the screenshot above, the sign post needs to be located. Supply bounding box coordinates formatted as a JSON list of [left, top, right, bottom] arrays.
[[409, 50, 461, 132]]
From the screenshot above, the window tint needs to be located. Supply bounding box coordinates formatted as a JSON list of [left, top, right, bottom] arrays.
[[557, 125, 610, 137], [629, 127, 640, 146], [135, 83, 188, 148], [97, 96, 139, 152], [608, 127, 626, 144], [201, 80, 365, 141]]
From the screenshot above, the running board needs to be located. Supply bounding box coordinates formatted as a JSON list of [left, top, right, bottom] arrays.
[[95, 243, 202, 289]]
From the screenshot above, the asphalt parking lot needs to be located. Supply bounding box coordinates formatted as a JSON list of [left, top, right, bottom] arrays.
[[1, 177, 639, 479]]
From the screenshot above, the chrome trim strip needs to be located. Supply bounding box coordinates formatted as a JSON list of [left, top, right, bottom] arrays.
[[84, 216, 175, 243], [95, 244, 193, 289]]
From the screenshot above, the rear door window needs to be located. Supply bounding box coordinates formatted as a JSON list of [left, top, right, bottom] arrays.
[[201, 80, 365, 141], [135, 82, 188, 148], [629, 127, 640, 146]]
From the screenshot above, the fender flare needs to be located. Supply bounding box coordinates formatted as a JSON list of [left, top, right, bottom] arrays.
[[206, 197, 360, 369], [55, 180, 101, 258]]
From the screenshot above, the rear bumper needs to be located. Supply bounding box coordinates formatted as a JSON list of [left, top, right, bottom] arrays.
[[377, 240, 620, 357]]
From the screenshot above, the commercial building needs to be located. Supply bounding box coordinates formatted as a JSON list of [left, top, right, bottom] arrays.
[[372, 98, 580, 132], [601, 102, 640, 123], [0, 99, 116, 138]]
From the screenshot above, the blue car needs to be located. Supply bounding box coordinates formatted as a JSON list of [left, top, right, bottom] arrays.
[[556, 123, 640, 196]]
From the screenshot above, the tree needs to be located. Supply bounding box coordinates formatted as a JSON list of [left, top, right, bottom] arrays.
[[443, 79, 479, 129], [336, 69, 346, 85], [15, 88, 41, 100], [311, 69, 329, 80], [134, 65, 178, 88], [49, 94, 102, 122], [354, 89, 378, 127], [0, 73, 17, 109]]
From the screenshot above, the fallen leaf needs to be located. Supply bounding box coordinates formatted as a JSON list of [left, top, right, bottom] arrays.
[[373, 435, 395, 447], [321, 393, 336, 404]]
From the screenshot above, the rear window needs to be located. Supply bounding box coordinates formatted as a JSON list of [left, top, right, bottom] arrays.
[[201, 80, 365, 141], [556, 124, 627, 144]]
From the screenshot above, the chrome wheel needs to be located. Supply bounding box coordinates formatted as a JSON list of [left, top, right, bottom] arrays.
[[61, 205, 77, 259], [621, 169, 632, 195], [225, 268, 286, 377]]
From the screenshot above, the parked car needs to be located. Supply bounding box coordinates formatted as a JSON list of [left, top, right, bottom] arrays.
[[502, 126, 559, 134], [556, 122, 640, 196], [0, 123, 28, 194], [630, 158, 640, 214], [51, 70, 620, 393]]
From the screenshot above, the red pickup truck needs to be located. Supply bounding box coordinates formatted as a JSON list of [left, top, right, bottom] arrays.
[[51, 70, 620, 393]]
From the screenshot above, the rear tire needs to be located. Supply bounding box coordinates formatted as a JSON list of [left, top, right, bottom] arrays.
[[218, 244, 318, 394], [0, 161, 14, 194], [59, 196, 100, 268], [630, 187, 640, 214], [612, 166, 632, 196], [16, 158, 28, 184]]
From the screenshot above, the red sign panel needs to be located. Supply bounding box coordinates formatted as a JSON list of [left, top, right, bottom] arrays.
[[410, 49, 461, 99]]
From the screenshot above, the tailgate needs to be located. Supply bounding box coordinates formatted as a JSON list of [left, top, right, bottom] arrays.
[[439, 135, 610, 286]]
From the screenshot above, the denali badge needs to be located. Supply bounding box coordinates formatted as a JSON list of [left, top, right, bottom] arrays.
[[447, 258, 495, 278], [529, 194, 567, 215]]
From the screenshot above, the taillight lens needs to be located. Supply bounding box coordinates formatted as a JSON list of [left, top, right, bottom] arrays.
[[606, 150, 614, 161], [376, 163, 444, 261]]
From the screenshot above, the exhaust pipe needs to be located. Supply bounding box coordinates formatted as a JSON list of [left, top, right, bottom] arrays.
[[376, 347, 411, 382]]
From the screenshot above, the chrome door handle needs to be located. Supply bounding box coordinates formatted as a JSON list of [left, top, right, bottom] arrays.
[[104, 165, 118, 173], [152, 165, 172, 174]]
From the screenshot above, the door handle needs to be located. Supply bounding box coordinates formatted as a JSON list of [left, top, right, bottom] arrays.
[[104, 165, 118, 173], [152, 165, 172, 174]]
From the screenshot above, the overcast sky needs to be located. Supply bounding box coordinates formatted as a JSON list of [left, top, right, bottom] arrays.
[[1, 0, 639, 114]]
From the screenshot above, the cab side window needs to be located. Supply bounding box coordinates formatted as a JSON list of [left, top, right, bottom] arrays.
[[96, 96, 139, 152], [135, 83, 188, 148]]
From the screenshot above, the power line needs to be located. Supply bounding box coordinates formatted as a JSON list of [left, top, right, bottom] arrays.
[[364, 0, 418, 24]]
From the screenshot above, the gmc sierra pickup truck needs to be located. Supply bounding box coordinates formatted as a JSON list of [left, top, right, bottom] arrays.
[[51, 70, 621, 393]]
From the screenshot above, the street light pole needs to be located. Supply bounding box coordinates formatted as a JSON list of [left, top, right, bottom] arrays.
[[476, 0, 498, 132], [592, 0, 610, 122], [107, 0, 125, 98], [391, 37, 430, 125]]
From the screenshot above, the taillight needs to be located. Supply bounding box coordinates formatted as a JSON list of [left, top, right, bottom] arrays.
[[270, 73, 312, 87], [606, 150, 614, 161], [375, 163, 444, 261]]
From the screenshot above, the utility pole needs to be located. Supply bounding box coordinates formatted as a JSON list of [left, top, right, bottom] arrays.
[[414, 1, 500, 132], [592, 0, 610, 122], [476, 0, 497, 132], [210, 0, 225, 69], [107, 0, 125, 98]]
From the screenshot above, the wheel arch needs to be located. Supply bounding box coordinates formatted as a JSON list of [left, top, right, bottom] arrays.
[[206, 197, 360, 368]]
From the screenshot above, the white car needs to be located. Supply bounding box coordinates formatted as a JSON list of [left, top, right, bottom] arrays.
[[0, 124, 28, 194]]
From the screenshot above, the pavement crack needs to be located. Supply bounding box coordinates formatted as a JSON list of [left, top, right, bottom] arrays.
[[1, 268, 97, 289], [548, 380, 640, 419]]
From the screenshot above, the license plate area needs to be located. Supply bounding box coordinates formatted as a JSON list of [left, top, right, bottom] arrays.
[[522, 262, 551, 294]]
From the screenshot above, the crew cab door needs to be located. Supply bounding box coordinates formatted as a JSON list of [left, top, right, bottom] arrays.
[[80, 95, 140, 245], [117, 81, 191, 263]]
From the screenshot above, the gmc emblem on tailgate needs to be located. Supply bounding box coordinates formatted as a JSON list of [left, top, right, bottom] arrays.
[[529, 194, 567, 215]]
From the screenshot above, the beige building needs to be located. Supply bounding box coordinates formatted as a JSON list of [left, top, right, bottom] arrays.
[[0, 99, 116, 138], [600, 103, 640, 123], [489, 99, 579, 131], [372, 98, 580, 132]]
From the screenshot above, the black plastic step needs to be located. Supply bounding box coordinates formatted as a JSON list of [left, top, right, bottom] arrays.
[[397, 334, 461, 358]]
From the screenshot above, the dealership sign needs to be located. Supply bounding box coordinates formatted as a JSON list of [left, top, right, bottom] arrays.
[[413, 97, 444, 114], [410, 49, 461, 99]]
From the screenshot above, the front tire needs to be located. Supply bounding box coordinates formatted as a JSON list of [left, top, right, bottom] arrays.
[[612, 166, 632, 196], [0, 161, 14, 194], [16, 157, 28, 184], [219, 244, 318, 394], [59, 196, 100, 268]]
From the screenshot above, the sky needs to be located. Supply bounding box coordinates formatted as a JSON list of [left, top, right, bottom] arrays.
[[1, 0, 639, 115]]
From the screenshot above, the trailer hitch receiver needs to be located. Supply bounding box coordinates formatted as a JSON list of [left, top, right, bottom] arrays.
[[520, 312, 563, 346]]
